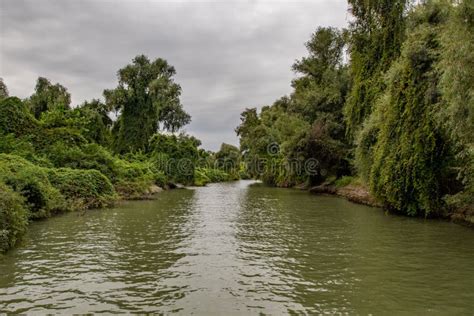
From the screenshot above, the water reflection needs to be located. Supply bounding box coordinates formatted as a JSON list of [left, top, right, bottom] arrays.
[[235, 184, 358, 314], [0, 181, 473, 314], [0, 189, 196, 313]]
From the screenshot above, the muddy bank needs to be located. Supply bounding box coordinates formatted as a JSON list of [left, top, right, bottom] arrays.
[[309, 184, 381, 208], [309, 183, 473, 227]]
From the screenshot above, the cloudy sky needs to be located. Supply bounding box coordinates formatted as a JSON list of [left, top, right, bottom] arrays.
[[0, 0, 349, 150]]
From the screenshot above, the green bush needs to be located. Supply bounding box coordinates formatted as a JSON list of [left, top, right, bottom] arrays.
[[149, 134, 199, 185], [45, 143, 116, 178], [0, 134, 36, 159], [112, 158, 164, 198], [194, 168, 231, 185], [0, 182, 28, 252], [0, 154, 65, 219], [44, 142, 162, 184], [239, 170, 251, 180], [47, 168, 116, 209], [152, 169, 167, 187], [0, 97, 38, 136], [194, 168, 211, 186], [35, 127, 87, 150], [334, 176, 354, 188]]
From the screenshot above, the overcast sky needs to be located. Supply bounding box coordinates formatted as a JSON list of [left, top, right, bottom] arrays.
[[0, 0, 349, 150]]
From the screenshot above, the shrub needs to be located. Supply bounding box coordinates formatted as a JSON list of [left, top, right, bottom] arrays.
[[45, 142, 116, 178], [0, 134, 36, 159], [0, 97, 39, 136], [35, 127, 87, 151], [239, 169, 251, 180], [152, 170, 167, 187], [194, 168, 211, 186], [334, 176, 354, 188], [149, 133, 199, 185], [195, 167, 231, 185], [47, 168, 116, 209], [0, 154, 65, 219], [114, 178, 154, 199], [0, 182, 28, 252]]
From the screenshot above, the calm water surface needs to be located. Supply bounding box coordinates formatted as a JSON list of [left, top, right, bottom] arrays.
[[1, 180, 473, 314]]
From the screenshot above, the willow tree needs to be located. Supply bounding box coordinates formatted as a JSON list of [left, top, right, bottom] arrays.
[[369, 1, 453, 217], [104, 55, 190, 153], [344, 0, 408, 137], [437, 0, 474, 207]]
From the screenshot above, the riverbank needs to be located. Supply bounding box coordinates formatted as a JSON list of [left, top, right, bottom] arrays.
[[2, 180, 474, 314], [309, 183, 474, 227], [1, 174, 231, 253], [309, 183, 381, 208]]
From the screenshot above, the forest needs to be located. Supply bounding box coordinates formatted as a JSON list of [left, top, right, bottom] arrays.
[[1, 0, 473, 253], [236, 1, 472, 217], [0, 56, 241, 252]]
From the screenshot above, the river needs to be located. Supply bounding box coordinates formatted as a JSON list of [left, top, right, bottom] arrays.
[[1, 180, 473, 314]]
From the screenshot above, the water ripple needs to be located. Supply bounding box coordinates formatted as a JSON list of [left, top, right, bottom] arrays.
[[1, 181, 474, 314]]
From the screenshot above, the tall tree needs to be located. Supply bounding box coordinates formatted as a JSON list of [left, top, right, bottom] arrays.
[[290, 27, 351, 183], [290, 27, 349, 124], [438, 0, 474, 205], [343, 0, 408, 137], [28, 77, 71, 119], [76, 99, 113, 145], [215, 143, 241, 177], [0, 78, 8, 100], [104, 55, 190, 153], [369, 1, 453, 216]]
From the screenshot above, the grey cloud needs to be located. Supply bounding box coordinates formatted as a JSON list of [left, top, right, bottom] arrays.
[[0, 0, 348, 150]]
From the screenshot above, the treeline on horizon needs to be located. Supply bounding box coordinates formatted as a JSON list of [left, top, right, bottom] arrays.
[[0, 56, 243, 252], [236, 0, 473, 217]]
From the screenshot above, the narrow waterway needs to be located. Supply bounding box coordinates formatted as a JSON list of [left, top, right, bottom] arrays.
[[1, 180, 473, 314]]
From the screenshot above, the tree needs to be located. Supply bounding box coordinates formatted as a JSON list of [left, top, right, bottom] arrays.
[[0, 78, 9, 100], [235, 108, 260, 154], [28, 77, 71, 119], [236, 27, 351, 186], [215, 143, 241, 178], [344, 0, 408, 138], [76, 99, 113, 145], [369, 1, 453, 216], [0, 97, 38, 137], [290, 27, 348, 124], [437, 0, 474, 206], [149, 133, 199, 184], [290, 27, 351, 184], [104, 55, 190, 153]]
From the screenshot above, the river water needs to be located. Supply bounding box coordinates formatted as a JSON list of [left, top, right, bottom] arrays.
[[1, 180, 473, 314]]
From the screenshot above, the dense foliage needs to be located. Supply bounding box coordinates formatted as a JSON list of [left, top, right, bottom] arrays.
[[237, 27, 350, 187], [343, 0, 408, 137], [0, 55, 235, 252], [237, 0, 473, 218], [2, 0, 471, 252], [0, 182, 28, 252], [104, 55, 191, 153]]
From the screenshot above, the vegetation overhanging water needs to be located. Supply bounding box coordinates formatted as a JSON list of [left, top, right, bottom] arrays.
[[0, 0, 473, 313], [1, 181, 474, 314]]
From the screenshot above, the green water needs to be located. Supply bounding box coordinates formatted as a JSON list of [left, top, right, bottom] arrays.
[[1, 180, 473, 314]]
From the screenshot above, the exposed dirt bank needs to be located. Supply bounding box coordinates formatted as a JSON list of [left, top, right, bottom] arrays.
[[309, 183, 473, 227]]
